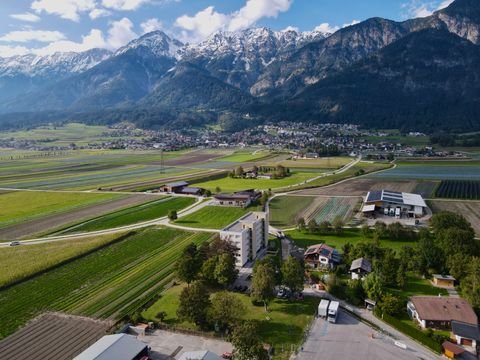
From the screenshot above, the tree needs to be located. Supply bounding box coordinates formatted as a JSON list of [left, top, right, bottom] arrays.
[[176, 243, 200, 285], [386, 222, 404, 241], [297, 217, 306, 231], [460, 257, 480, 308], [332, 217, 344, 235], [168, 210, 178, 221], [307, 219, 318, 233], [235, 166, 244, 178], [379, 294, 404, 316], [177, 281, 211, 328], [363, 273, 385, 302], [361, 224, 371, 238], [230, 321, 269, 360], [201, 256, 219, 286], [415, 231, 444, 276], [374, 221, 387, 238], [251, 262, 276, 311], [447, 253, 470, 281], [214, 253, 238, 288], [260, 191, 269, 206], [431, 211, 474, 235], [281, 256, 305, 294], [209, 291, 245, 331], [318, 221, 331, 234], [204, 189, 212, 197], [215, 186, 222, 194], [396, 263, 407, 289]]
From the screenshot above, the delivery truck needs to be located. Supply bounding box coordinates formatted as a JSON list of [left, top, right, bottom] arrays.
[[318, 299, 330, 318], [327, 301, 340, 323]]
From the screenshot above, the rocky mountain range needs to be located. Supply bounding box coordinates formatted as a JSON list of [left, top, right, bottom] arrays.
[[0, 0, 479, 132]]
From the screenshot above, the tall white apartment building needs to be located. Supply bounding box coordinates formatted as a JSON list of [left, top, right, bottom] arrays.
[[220, 212, 269, 267]]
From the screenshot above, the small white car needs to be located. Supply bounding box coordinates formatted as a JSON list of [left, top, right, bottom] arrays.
[[9, 241, 21, 246]]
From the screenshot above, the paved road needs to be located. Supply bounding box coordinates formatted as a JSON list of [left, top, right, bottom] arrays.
[[297, 310, 438, 360]]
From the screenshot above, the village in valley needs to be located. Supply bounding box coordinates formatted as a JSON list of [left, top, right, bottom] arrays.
[[0, 123, 479, 360]]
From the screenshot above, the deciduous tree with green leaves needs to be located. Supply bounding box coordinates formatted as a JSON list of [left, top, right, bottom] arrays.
[[230, 321, 269, 360], [281, 256, 305, 294], [251, 262, 276, 311], [177, 281, 211, 328], [208, 291, 245, 331]]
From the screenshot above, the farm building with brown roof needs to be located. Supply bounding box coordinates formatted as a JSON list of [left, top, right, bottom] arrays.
[[407, 296, 478, 330]]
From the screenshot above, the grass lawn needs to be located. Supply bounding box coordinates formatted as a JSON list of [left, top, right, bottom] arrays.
[[193, 171, 319, 193], [0, 233, 125, 287], [142, 285, 319, 360], [286, 229, 417, 251], [390, 274, 448, 298], [175, 205, 258, 229], [0, 191, 123, 229], [60, 197, 195, 233], [269, 196, 315, 228]]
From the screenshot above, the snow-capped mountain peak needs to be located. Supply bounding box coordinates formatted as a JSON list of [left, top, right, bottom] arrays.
[[115, 31, 184, 60]]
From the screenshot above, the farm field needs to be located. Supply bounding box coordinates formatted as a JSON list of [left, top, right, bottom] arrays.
[[302, 197, 360, 225], [429, 200, 480, 236], [0, 227, 213, 339], [286, 229, 418, 251], [216, 151, 272, 163], [192, 171, 319, 192], [0, 194, 157, 240], [59, 196, 196, 233], [0, 233, 125, 288], [369, 160, 480, 180], [297, 178, 437, 198], [0, 191, 123, 230], [274, 157, 352, 169], [435, 180, 480, 199], [175, 205, 256, 229], [142, 284, 319, 360], [269, 196, 315, 228]]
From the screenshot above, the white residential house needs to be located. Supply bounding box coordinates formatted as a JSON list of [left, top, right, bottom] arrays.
[[220, 212, 269, 267]]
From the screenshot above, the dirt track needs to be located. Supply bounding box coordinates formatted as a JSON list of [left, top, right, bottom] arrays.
[[0, 194, 156, 240]]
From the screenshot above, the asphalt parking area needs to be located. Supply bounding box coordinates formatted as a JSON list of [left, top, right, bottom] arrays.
[[297, 310, 425, 360], [139, 330, 232, 360]]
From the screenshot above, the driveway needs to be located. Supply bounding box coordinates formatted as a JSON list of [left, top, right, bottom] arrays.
[[297, 310, 437, 360], [139, 330, 232, 360]]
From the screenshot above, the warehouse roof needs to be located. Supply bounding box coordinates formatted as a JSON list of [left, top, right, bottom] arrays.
[[74, 334, 147, 360], [365, 190, 427, 208]]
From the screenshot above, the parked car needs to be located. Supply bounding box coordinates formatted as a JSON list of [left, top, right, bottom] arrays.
[[9, 241, 20, 246]]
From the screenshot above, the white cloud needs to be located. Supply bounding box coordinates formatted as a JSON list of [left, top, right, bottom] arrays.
[[402, 0, 454, 19], [141, 18, 163, 34], [89, 8, 112, 20], [101, 0, 151, 11], [32, 29, 106, 55], [343, 20, 360, 28], [31, 0, 97, 22], [10, 12, 41, 23], [106, 17, 138, 49], [175, 0, 293, 43], [0, 30, 65, 43], [313, 23, 339, 34], [0, 45, 31, 57]]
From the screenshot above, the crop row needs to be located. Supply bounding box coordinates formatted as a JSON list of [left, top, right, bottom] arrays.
[[435, 180, 480, 200], [0, 228, 211, 339], [309, 197, 358, 224]]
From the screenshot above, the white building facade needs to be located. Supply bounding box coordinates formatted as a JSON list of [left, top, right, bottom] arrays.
[[220, 212, 269, 267]]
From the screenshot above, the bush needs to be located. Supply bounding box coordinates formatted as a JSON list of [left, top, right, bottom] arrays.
[[378, 312, 442, 353]]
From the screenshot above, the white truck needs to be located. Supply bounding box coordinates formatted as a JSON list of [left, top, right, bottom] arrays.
[[318, 299, 330, 318], [327, 301, 340, 323]]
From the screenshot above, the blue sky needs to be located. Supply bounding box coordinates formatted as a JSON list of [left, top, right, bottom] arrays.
[[0, 0, 454, 57]]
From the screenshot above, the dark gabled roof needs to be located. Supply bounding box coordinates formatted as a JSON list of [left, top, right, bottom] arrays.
[[164, 181, 189, 188], [181, 187, 202, 194], [350, 258, 372, 273], [451, 321, 480, 341], [215, 193, 251, 201]]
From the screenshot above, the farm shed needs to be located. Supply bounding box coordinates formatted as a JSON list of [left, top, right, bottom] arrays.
[[74, 334, 149, 360], [442, 341, 465, 359], [364, 189, 427, 218], [160, 181, 189, 193], [407, 296, 478, 330], [432, 274, 456, 289]]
